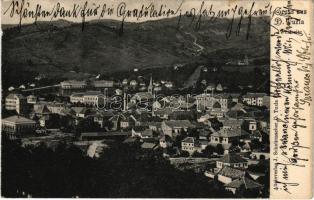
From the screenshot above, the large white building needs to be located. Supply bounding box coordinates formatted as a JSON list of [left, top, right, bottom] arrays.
[[70, 91, 105, 106], [27, 95, 37, 104], [242, 93, 267, 107], [70, 93, 85, 103], [195, 93, 232, 112], [161, 120, 194, 138], [181, 137, 202, 154], [93, 80, 114, 88], [5, 93, 27, 114], [60, 80, 87, 89], [83, 91, 104, 106], [2, 115, 36, 139]]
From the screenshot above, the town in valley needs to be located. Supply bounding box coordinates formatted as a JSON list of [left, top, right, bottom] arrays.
[[2, 62, 270, 198]]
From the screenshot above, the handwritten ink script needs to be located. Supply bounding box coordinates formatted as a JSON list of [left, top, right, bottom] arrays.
[[3, 0, 277, 38], [271, 0, 312, 197]]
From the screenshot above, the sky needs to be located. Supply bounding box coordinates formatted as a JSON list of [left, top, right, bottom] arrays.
[[1, 0, 271, 24]]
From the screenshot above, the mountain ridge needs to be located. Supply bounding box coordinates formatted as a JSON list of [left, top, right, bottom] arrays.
[[2, 16, 269, 79]]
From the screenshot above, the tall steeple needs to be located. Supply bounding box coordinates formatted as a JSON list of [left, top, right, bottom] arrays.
[[148, 75, 153, 94]]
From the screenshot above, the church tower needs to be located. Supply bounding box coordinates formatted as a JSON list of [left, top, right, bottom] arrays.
[[148, 75, 153, 94]]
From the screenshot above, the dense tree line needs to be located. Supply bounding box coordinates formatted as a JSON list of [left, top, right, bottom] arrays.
[[1, 138, 234, 198]]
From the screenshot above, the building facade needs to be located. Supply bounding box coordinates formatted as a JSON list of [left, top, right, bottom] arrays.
[[5, 93, 27, 114], [60, 80, 87, 89], [2, 115, 36, 139]]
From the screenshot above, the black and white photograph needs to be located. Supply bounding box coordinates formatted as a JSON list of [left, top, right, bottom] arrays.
[[1, 0, 273, 198]]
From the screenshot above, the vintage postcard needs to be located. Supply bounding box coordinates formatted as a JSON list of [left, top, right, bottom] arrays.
[[1, 0, 312, 198]]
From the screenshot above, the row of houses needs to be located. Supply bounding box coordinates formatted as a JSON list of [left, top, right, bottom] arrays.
[[205, 153, 265, 195], [195, 93, 269, 111]]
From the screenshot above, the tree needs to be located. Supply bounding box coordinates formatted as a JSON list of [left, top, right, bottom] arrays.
[[73, 66, 79, 73], [1, 108, 18, 118], [231, 139, 239, 147], [1, 138, 237, 198], [187, 128, 199, 138], [192, 151, 203, 158], [180, 150, 190, 157], [203, 145, 215, 157], [76, 117, 101, 133], [59, 116, 75, 133], [209, 118, 223, 131], [216, 144, 224, 155], [45, 114, 61, 129], [174, 132, 187, 148]]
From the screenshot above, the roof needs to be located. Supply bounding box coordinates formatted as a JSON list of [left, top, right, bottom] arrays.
[[133, 126, 150, 132], [182, 137, 195, 144], [243, 93, 266, 98], [229, 93, 241, 98], [93, 80, 114, 86], [219, 154, 247, 163], [212, 129, 241, 138], [6, 93, 25, 99], [61, 107, 76, 116], [214, 93, 231, 99], [213, 101, 221, 108], [142, 129, 153, 137], [84, 91, 102, 96], [34, 105, 51, 114], [40, 115, 50, 120], [218, 166, 246, 179], [154, 107, 174, 115], [170, 110, 195, 119], [123, 136, 138, 144], [199, 129, 210, 137], [47, 102, 65, 107], [110, 114, 127, 121], [230, 103, 245, 111], [141, 142, 157, 149], [148, 122, 162, 127], [132, 92, 153, 100], [199, 140, 209, 145], [71, 93, 85, 97], [72, 107, 90, 114], [251, 130, 262, 138], [225, 177, 262, 189], [2, 115, 36, 124], [241, 142, 252, 150], [61, 80, 86, 84], [163, 120, 194, 128], [159, 135, 173, 142], [80, 132, 107, 137], [131, 113, 151, 122], [220, 118, 244, 127], [94, 111, 114, 118]]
